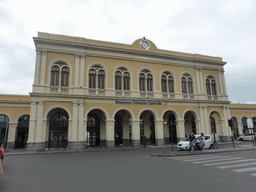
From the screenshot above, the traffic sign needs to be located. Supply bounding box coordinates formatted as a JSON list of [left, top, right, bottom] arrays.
[[164, 119, 167, 126]]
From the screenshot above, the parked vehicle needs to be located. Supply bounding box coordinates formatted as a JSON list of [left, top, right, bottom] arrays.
[[177, 135, 213, 150], [238, 133, 256, 141]]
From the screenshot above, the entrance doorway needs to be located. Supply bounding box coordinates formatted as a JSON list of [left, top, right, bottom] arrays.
[[169, 114, 177, 143], [15, 115, 29, 149], [48, 110, 68, 148], [115, 115, 123, 146], [87, 113, 100, 147]]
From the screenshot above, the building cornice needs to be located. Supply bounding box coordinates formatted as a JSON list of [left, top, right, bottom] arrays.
[[34, 37, 226, 69]]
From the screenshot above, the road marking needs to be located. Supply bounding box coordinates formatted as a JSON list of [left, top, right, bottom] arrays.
[[217, 162, 256, 169], [251, 173, 256, 176], [182, 156, 230, 162], [232, 167, 256, 173], [171, 154, 217, 160], [192, 157, 242, 164], [204, 159, 256, 166]]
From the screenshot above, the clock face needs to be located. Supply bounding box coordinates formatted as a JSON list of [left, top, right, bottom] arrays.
[[140, 40, 150, 50]]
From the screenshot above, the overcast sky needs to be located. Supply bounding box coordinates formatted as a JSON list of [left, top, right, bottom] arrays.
[[0, 0, 255, 104]]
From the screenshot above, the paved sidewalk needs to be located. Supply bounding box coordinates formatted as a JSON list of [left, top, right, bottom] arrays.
[[2, 141, 256, 156]]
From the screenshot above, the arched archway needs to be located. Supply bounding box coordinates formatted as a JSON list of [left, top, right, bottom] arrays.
[[48, 109, 69, 148], [168, 114, 177, 143], [114, 115, 123, 146], [184, 111, 196, 135], [87, 112, 100, 147], [163, 111, 178, 144], [15, 115, 30, 149], [140, 110, 156, 145], [0, 114, 10, 148], [114, 109, 132, 146]]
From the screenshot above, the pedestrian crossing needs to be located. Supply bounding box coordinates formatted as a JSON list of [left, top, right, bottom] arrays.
[[167, 154, 256, 177]]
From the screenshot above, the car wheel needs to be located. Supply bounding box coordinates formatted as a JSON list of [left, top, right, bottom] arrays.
[[239, 138, 243, 141], [209, 144, 213, 149]]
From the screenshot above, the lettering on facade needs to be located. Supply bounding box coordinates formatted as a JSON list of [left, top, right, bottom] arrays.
[[116, 100, 163, 105]]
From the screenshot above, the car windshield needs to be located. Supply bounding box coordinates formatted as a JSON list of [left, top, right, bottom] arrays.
[[195, 136, 200, 141]]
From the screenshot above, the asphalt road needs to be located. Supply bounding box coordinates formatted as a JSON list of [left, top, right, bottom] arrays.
[[0, 148, 256, 192]]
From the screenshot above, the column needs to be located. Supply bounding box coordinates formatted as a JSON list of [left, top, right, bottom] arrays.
[[218, 70, 224, 95], [196, 68, 202, 94], [222, 71, 227, 95], [77, 103, 85, 150], [80, 55, 85, 87], [7, 122, 18, 149], [123, 115, 130, 146], [222, 106, 231, 141], [27, 102, 37, 144], [155, 119, 164, 146], [100, 120, 106, 146], [84, 120, 88, 146], [131, 119, 140, 147], [106, 119, 115, 147], [42, 119, 47, 144], [40, 51, 47, 85], [199, 106, 205, 134], [68, 120, 72, 146], [71, 103, 78, 141], [204, 107, 209, 134], [199, 69, 204, 94], [74, 54, 80, 87], [35, 102, 44, 149], [34, 51, 41, 85], [176, 119, 185, 142], [78, 103, 84, 141]]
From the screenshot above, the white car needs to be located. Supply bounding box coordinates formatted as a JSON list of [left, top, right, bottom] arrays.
[[238, 133, 256, 141], [177, 135, 213, 150]]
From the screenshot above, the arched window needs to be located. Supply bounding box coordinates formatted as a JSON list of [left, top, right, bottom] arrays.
[[206, 76, 217, 95], [89, 65, 105, 89], [115, 71, 122, 90], [115, 68, 130, 91], [123, 72, 130, 90], [89, 69, 96, 88], [139, 70, 153, 92], [161, 72, 174, 93], [98, 70, 105, 89], [181, 74, 193, 94], [50, 62, 69, 87], [161, 75, 167, 92], [139, 73, 145, 91], [147, 74, 153, 92]]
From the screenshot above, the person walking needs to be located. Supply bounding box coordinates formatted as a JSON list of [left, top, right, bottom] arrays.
[[0, 142, 4, 164], [199, 133, 205, 152], [211, 131, 219, 149], [189, 132, 195, 152]]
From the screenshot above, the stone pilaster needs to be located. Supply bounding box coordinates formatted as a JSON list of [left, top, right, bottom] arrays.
[[131, 119, 140, 147], [176, 119, 185, 142], [106, 119, 115, 148], [155, 119, 164, 146], [7, 122, 18, 149]]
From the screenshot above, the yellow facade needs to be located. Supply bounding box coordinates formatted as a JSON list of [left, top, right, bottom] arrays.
[[0, 32, 255, 150]]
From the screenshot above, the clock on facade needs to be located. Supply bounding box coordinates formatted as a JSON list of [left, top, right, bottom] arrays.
[[140, 39, 150, 50]]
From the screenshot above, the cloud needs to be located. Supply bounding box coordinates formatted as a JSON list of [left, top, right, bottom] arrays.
[[0, 0, 255, 103]]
